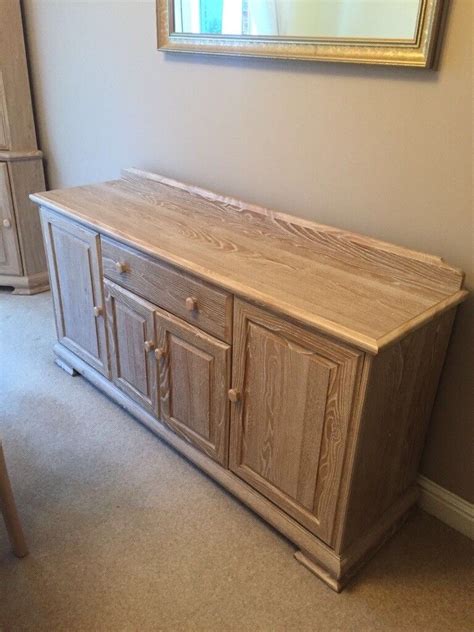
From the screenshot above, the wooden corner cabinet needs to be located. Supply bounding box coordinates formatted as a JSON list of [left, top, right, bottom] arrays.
[[31, 169, 467, 592], [0, 0, 48, 294]]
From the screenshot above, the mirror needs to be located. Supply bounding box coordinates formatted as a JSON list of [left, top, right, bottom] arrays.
[[157, 0, 445, 67], [173, 1, 421, 40]]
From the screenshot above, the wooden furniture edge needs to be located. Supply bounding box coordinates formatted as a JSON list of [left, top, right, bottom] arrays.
[[375, 290, 468, 351], [53, 341, 421, 591], [0, 150, 43, 162], [0, 270, 49, 294], [0, 441, 29, 558], [32, 200, 466, 354], [34, 203, 379, 352], [295, 490, 417, 591]]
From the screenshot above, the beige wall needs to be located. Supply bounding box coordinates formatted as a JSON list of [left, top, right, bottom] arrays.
[[23, 0, 473, 502]]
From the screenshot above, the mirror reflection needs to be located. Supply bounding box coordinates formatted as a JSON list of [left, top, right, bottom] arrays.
[[172, 0, 422, 40]]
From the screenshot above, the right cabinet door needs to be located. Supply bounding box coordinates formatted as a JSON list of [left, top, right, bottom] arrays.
[[155, 308, 231, 465], [229, 300, 364, 545]]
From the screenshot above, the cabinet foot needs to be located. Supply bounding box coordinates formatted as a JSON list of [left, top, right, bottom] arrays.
[[55, 356, 78, 376], [294, 550, 343, 592], [0, 272, 49, 295]]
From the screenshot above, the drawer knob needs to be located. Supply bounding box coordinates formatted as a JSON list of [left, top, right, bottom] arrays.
[[115, 261, 128, 274], [93, 306, 103, 318], [144, 340, 155, 353], [185, 296, 198, 312], [228, 388, 241, 403], [154, 347, 166, 360], [2, 218, 11, 229]]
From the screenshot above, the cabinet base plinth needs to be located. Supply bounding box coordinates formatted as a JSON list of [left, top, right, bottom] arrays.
[[294, 550, 343, 592], [55, 356, 79, 376], [1, 272, 49, 295]]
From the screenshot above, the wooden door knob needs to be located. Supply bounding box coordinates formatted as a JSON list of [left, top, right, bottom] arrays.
[[93, 306, 103, 317], [2, 218, 11, 229], [154, 348, 166, 360], [115, 261, 128, 274], [228, 388, 241, 403], [144, 340, 155, 353], [185, 296, 198, 312]]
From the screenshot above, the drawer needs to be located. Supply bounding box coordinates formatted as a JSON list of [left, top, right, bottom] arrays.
[[101, 237, 233, 342]]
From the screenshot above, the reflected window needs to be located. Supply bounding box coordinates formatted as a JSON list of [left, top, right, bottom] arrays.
[[173, 0, 422, 41]]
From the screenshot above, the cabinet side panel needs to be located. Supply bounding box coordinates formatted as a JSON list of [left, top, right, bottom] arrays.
[[339, 309, 457, 551]]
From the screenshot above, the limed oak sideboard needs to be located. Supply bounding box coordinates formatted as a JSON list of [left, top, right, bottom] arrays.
[[31, 169, 467, 591]]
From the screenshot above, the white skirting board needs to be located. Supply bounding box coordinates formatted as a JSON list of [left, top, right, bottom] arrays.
[[418, 475, 474, 540]]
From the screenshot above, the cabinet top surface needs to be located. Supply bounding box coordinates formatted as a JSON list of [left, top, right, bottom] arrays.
[[31, 169, 466, 353]]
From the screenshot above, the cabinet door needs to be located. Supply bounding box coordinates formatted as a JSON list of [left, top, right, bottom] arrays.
[[229, 300, 364, 545], [40, 210, 109, 376], [0, 163, 22, 275], [155, 307, 231, 465], [104, 280, 158, 415]]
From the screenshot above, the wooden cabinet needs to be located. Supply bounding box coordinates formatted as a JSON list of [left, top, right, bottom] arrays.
[[155, 308, 230, 465], [229, 300, 363, 543], [0, 163, 22, 275], [41, 211, 109, 377], [0, 1, 48, 294], [104, 280, 158, 415], [32, 169, 467, 592]]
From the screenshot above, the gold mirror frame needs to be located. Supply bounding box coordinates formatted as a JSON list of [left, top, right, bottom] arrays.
[[157, 0, 445, 67]]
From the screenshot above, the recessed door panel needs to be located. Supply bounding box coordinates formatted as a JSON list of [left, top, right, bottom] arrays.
[[155, 307, 231, 465], [105, 280, 158, 415], [40, 209, 109, 376], [229, 299, 364, 544]]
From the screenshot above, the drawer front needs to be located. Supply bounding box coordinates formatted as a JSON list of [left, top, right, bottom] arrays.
[[102, 237, 233, 343]]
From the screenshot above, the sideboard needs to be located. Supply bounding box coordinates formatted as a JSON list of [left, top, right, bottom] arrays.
[[30, 169, 467, 591]]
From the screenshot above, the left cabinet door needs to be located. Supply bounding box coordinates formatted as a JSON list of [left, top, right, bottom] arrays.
[[104, 279, 159, 416], [40, 210, 109, 376]]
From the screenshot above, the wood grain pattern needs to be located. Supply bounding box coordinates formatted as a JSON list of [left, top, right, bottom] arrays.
[[336, 308, 458, 551], [0, 441, 28, 558], [0, 163, 22, 275], [102, 236, 233, 343], [0, 1, 37, 150], [0, 3, 48, 292], [35, 171, 466, 592], [229, 299, 364, 544], [104, 280, 159, 416], [54, 339, 343, 582], [6, 157, 46, 277], [40, 209, 109, 377], [155, 307, 231, 465], [0, 72, 10, 150], [53, 341, 422, 591], [31, 169, 466, 353]]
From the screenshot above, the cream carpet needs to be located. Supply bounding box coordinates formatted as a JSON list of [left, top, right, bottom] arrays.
[[0, 291, 473, 632]]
